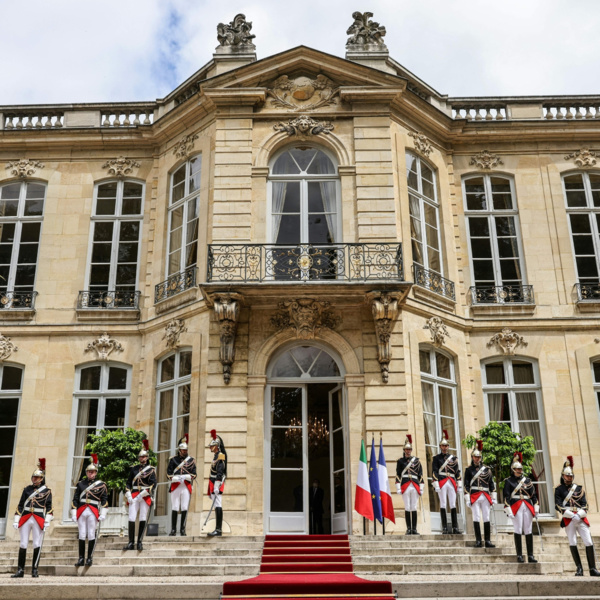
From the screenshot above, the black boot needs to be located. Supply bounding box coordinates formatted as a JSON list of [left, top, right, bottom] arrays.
[[440, 508, 449, 534], [451, 507, 462, 534], [514, 533, 524, 563], [404, 511, 412, 535], [31, 547, 40, 577], [526, 533, 537, 563], [411, 511, 419, 535], [75, 539, 85, 566], [473, 521, 482, 547], [208, 507, 222, 537], [484, 521, 495, 548], [137, 521, 146, 550], [586, 545, 600, 576], [86, 539, 95, 566], [180, 510, 188, 536], [169, 511, 178, 536], [12, 547, 26, 578], [123, 521, 135, 550], [570, 546, 583, 576]]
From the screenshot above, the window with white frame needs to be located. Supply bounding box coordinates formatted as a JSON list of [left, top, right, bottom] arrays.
[[67, 363, 130, 514], [406, 153, 442, 275], [464, 175, 527, 302], [0, 181, 45, 308], [154, 350, 192, 516], [482, 357, 552, 513], [86, 180, 143, 307], [167, 157, 201, 277], [0, 364, 23, 537], [592, 360, 600, 420]]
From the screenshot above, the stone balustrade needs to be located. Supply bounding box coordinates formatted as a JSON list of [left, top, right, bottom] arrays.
[[100, 108, 154, 127], [3, 112, 64, 129], [543, 104, 600, 120], [452, 104, 507, 121]]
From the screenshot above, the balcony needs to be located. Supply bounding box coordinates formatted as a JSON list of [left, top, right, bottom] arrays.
[[154, 266, 198, 312], [0, 290, 38, 320], [412, 264, 455, 301], [76, 290, 141, 321], [469, 285, 535, 316], [575, 282, 600, 312]]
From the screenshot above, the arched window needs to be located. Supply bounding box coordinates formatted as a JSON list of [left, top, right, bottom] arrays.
[[482, 357, 551, 513]]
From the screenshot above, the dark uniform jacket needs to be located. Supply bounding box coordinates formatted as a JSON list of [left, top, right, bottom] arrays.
[[396, 455, 424, 494], [555, 481, 590, 528], [16, 483, 53, 529], [71, 477, 108, 519], [503, 474, 538, 516], [432, 452, 461, 490], [208, 451, 226, 496], [125, 463, 157, 506], [167, 453, 197, 494], [464, 461, 495, 504]]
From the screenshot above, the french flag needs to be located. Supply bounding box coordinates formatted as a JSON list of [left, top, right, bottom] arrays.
[[378, 438, 395, 524]]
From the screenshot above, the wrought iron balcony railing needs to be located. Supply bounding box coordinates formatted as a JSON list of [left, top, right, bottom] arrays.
[[78, 290, 141, 310], [206, 243, 404, 283], [155, 266, 198, 303], [575, 282, 600, 302], [469, 285, 534, 305], [412, 264, 456, 301], [0, 290, 38, 310]]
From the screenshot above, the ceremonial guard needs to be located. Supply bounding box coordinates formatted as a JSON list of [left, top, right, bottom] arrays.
[[71, 454, 108, 567], [464, 440, 496, 548], [123, 439, 156, 551], [503, 452, 539, 563], [432, 431, 462, 534], [554, 457, 600, 576], [395, 435, 424, 535], [207, 429, 227, 537], [167, 433, 197, 536], [12, 459, 53, 578]]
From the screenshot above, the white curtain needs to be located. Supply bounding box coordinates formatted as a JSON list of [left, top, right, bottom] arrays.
[[409, 194, 424, 264], [319, 181, 337, 243], [71, 399, 91, 486], [272, 182, 287, 243]]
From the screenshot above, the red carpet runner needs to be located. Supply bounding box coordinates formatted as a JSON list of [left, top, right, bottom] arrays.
[[222, 534, 393, 600]]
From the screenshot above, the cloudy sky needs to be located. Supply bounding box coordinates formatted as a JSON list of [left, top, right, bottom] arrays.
[[2, 0, 599, 105]]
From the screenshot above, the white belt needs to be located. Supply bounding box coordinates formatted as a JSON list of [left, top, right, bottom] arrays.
[[439, 472, 455, 478], [133, 486, 151, 491], [471, 486, 489, 492], [81, 499, 99, 506], [24, 507, 45, 515]]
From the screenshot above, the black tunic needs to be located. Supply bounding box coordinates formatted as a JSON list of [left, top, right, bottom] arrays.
[[16, 483, 53, 528], [395, 455, 424, 489], [555, 482, 589, 527], [503, 474, 538, 513], [432, 452, 461, 485], [464, 462, 496, 497], [208, 451, 226, 495], [125, 463, 157, 496], [167, 453, 197, 493], [71, 477, 108, 516]]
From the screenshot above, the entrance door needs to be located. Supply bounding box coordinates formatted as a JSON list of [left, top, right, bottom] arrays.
[[329, 385, 348, 533]]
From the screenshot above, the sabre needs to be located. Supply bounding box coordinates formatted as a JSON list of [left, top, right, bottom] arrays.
[[534, 512, 544, 552], [34, 525, 46, 570], [204, 475, 226, 528], [87, 514, 102, 563], [138, 496, 154, 546], [419, 493, 426, 524]]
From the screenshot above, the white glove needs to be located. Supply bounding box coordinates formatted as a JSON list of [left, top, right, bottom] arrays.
[[534, 504, 539, 515], [457, 482, 463, 492], [504, 506, 513, 518], [71, 509, 77, 522], [139, 489, 149, 499], [44, 514, 53, 531], [99, 507, 108, 521], [492, 492, 498, 504], [125, 491, 133, 504], [564, 509, 576, 519], [182, 474, 192, 482], [171, 475, 181, 483], [433, 481, 440, 492], [395, 482, 401, 494], [578, 509, 587, 519], [419, 483, 424, 495], [214, 481, 221, 493], [464, 493, 471, 507], [13, 514, 19, 530]]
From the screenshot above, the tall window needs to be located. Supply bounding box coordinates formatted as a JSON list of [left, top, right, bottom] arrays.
[[0, 364, 22, 537], [592, 360, 600, 421], [86, 181, 143, 306], [482, 357, 551, 513], [68, 363, 130, 514], [406, 153, 442, 274], [168, 157, 201, 277], [420, 347, 459, 512], [464, 175, 526, 302], [154, 350, 192, 516], [0, 181, 45, 307]]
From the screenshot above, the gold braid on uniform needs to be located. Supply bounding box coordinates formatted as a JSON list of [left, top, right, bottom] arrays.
[[31, 488, 52, 513]]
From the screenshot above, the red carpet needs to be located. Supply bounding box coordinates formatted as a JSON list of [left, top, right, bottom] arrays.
[[222, 535, 393, 599]]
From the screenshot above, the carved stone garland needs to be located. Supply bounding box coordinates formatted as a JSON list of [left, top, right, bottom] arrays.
[[163, 318, 187, 350], [424, 317, 449, 348], [85, 333, 124, 361], [271, 299, 341, 341], [409, 131, 433, 157], [565, 148, 598, 168], [173, 133, 199, 159], [273, 116, 334, 137], [102, 157, 141, 179], [267, 74, 339, 112], [6, 159, 44, 179], [212, 293, 242, 384], [470, 150, 504, 170], [486, 328, 528, 356], [366, 292, 401, 383], [0, 334, 18, 361]]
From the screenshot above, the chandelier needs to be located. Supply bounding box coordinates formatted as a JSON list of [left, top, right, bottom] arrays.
[[285, 416, 330, 454]]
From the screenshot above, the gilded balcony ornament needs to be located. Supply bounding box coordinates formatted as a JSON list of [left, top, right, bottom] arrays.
[[173, 133, 199, 159], [0, 334, 18, 362], [271, 299, 341, 341], [408, 131, 433, 157], [273, 115, 334, 137], [84, 333, 124, 361], [470, 150, 504, 170], [486, 328, 528, 356], [424, 317, 449, 348], [564, 148, 598, 168], [366, 292, 401, 383], [5, 159, 44, 179], [217, 13, 256, 48], [211, 293, 242, 384], [102, 156, 141, 179], [346, 11, 387, 48], [267, 74, 339, 111], [163, 318, 187, 350]]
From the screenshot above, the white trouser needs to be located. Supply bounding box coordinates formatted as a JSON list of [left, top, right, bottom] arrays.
[[566, 517, 593, 546], [19, 517, 43, 549], [438, 482, 457, 509], [471, 494, 491, 523], [78, 506, 98, 540], [210, 492, 222, 509], [402, 485, 419, 512], [512, 502, 533, 535], [129, 498, 150, 522], [171, 484, 191, 512]]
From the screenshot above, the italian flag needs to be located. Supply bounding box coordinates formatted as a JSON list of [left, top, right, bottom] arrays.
[[354, 439, 374, 520]]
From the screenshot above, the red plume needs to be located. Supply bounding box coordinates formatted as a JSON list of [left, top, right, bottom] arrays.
[[567, 456, 574, 468], [91, 453, 98, 465], [513, 452, 522, 462], [443, 429, 449, 440], [476, 440, 483, 452], [406, 434, 412, 444], [142, 439, 149, 451], [184, 433, 189, 444], [38, 458, 45, 471], [210, 429, 217, 440]]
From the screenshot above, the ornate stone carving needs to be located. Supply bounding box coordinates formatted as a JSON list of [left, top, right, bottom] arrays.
[[346, 12, 387, 48], [173, 133, 199, 159], [271, 299, 341, 341], [424, 317, 449, 348], [366, 292, 401, 383], [565, 148, 598, 168], [217, 14, 256, 48], [211, 293, 242, 384], [273, 116, 334, 137], [163, 318, 187, 350], [470, 150, 504, 170], [84, 333, 124, 361], [5, 159, 44, 179], [0, 334, 18, 362], [409, 131, 433, 157], [267, 75, 339, 112], [102, 156, 141, 179], [486, 328, 528, 356]]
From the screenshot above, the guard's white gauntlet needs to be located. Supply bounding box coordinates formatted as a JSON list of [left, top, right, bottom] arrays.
[[577, 509, 587, 519], [492, 492, 498, 504], [504, 506, 513, 518], [99, 507, 108, 521], [457, 481, 463, 493], [71, 509, 77, 522], [419, 483, 425, 495], [138, 489, 149, 499], [564, 509, 576, 519], [433, 481, 440, 492], [464, 493, 471, 507], [214, 481, 221, 493], [171, 475, 181, 483], [395, 482, 401, 494], [13, 514, 19, 530], [182, 474, 192, 482], [534, 504, 539, 515], [125, 491, 133, 504], [44, 514, 53, 530]]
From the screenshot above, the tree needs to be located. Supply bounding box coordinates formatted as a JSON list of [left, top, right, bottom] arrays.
[[462, 422, 536, 491], [85, 428, 157, 493]]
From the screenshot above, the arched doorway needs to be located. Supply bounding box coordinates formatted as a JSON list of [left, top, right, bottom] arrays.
[[265, 343, 349, 534]]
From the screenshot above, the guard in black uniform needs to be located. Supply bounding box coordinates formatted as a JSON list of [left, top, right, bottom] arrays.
[[12, 459, 53, 578], [167, 433, 197, 536], [464, 440, 496, 548], [207, 430, 227, 537], [123, 439, 157, 551], [555, 457, 600, 577], [395, 435, 424, 535], [503, 452, 539, 563], [432, 430, 462, 534]]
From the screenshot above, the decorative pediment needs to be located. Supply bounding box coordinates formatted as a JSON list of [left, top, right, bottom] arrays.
[[267, 74, 339, 112], [486, 328, 527, 356]]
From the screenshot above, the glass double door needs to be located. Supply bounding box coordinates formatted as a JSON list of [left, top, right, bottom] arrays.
[[266, 383, 348, 534]]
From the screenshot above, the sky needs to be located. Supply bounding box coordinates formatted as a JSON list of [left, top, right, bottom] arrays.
[[1, 0, 600, 105]]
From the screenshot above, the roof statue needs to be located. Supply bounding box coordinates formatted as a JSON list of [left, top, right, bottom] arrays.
[[346, 11, 387, 49], [217, 14, 256, 49]]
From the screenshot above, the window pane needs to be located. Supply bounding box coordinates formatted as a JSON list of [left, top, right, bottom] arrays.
[[422, 382, 435, 414], [306, 151, 335, 175], [189, 157, 202, 193], [176, 414, 189, 443], [177, 384, 190, 416], [439, 386, 455, 418], [24, 199, 44, 217], [423, 412, 436, 446], [271, 351, 302, 378], [1, 184, 20, 200], [473, 259, 495, 282], [488, 393, 511, 421], [96, 198, 116, 216], [159, 389, 173, 421], [98, 183, 118, 198], [158, 419, 172, 452], [570, 213, 592, 234], [0, 398, 19, 425], [469, 217, 490, 237], [179, 351, 192, 377], [80, 367, 101, 390], [76, 398, 98, 428], [289, 148, 317, 172], [512, 361, 534, 385], [20, 222, 41, 243], [171, 166, 186, 203], [495, 217, 517, 237], [465, 177, 487, 211], [0, 458, 13, 485], [1, 367, 22, 390], [271, 387, 302, 426], [270, 469, 303, 512], [108, 367, 128, 390], [0, 200, 18, 217], [440, 417, 456, 449], [470, 237, 492, 258], [593, 361, 600, 383], [516, 392, 539, 421], [270, 427, 302, 469], [91, 243, 111, 263], [436, 352, 451, 380], [485, 362, 505, 385], [273, 152, 301, 175], [161, 355, 175, 382], [104, 398, 126, 428], [419, 350, 431, 374], [120, 221, 140, 242], [0, 488, 8, 519], [275, 215, 300, 244]]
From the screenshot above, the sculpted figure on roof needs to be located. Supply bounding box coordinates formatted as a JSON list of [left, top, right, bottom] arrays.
[[217, 14, 256, 47], [346, 11, 387, 47]]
